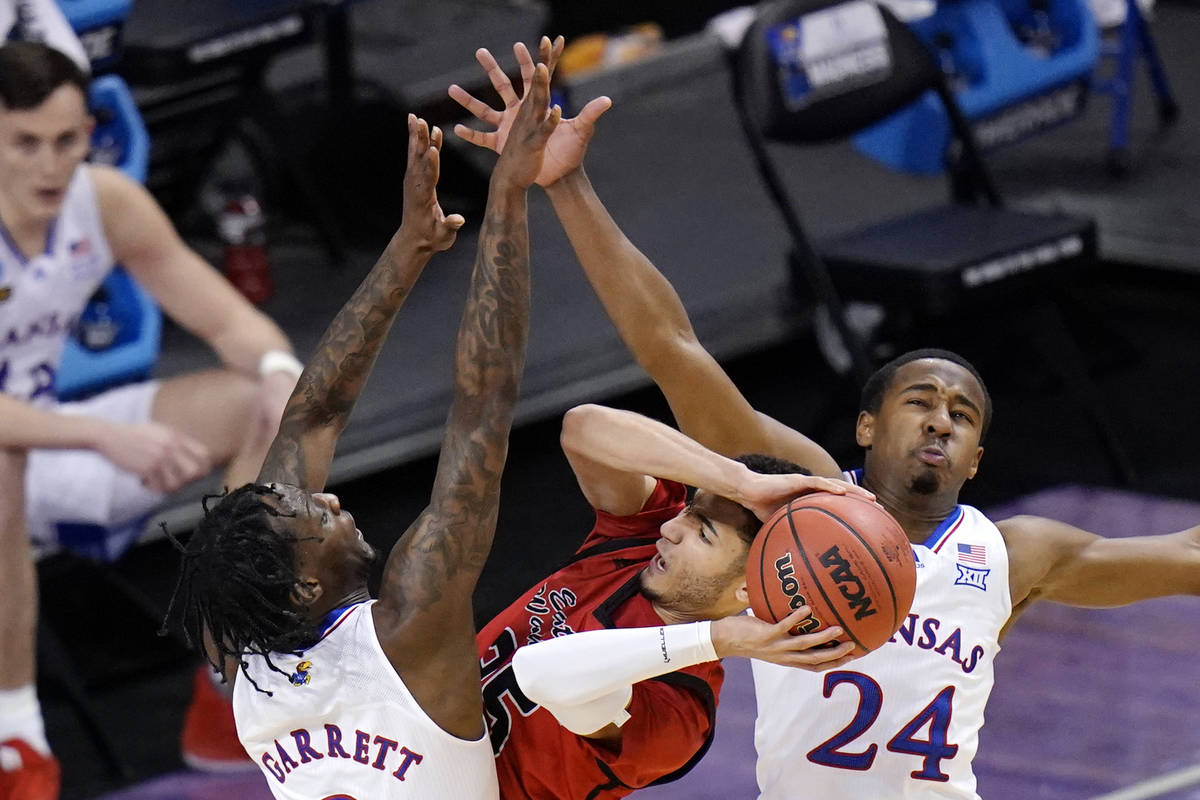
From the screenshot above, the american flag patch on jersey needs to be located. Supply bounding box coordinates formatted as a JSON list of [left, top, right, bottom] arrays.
[[957, 543, 986, 564]]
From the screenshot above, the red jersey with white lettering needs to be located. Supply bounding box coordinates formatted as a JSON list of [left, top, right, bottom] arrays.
[[477, 479, 723, 800]]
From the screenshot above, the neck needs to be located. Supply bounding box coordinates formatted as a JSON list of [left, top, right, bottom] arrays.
[[307, 586, 371, 626], [0, 195, 53, 256], [863, 475, 959, 544], [652, 602, 695, 626]]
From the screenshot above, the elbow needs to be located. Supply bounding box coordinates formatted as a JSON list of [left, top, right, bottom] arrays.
[[635, 327, 700, 375], [512, 643, 570, 707], [560, 404, 606, 457]]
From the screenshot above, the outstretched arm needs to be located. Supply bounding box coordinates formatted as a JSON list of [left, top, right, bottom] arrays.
[[560, 404, 870, 519], [255, 117, 463, 489], [451, 39, 840, 477], [513, 606, 854, 741], [371, 62, 559, 739], [1001, 515, 1200, 636]]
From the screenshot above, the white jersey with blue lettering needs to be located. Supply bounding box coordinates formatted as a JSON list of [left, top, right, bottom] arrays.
[[752, 471, 1011, 799], [0, 166, 113, 407], [234, 600, 499, 800]]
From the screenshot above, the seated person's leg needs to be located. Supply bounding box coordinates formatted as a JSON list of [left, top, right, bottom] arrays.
[[0, 450, 61, 800]]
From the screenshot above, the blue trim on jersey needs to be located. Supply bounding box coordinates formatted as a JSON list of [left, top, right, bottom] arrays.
[[318, 601, 365, 640], [0, 214, 58, 266], [922, 506, 965, 550], [44, 217, 59, 255], [0, 216, 26, 266]]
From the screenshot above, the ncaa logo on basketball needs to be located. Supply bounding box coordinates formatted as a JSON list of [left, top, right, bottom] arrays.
[[773, 553, 821, 633], [955, 564, 990, 591], [818, 545, 877, 621]]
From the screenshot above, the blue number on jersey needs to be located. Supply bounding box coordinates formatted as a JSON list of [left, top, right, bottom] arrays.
[[0, 359, 56, 401], [886, 686, 959, 781], [807, 672, 882, 769], [807, 670, 959, 780]]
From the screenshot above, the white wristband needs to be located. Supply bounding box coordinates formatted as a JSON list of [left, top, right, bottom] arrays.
[[258, 349, 303, 380]]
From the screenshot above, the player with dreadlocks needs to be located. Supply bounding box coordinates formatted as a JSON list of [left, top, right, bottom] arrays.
[[171, 483, 338, 686], [164, 46, 561, 799]]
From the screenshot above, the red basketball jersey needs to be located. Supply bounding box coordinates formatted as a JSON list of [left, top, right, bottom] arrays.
[[477, 479, 724, 800]]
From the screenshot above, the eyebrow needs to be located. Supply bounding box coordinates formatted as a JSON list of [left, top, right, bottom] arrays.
[[900, 383, 983, 418], [696, 512, 719, 538]]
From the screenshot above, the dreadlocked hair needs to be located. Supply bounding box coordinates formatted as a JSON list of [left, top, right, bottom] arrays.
[[161, 484, 320, 695]]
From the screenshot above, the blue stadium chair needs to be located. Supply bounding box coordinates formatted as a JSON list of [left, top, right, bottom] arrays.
[[853, 0, 1100, 174], [54, 75, 163, 401], [725, 0, 1135, 484], [57, 0, 133, 70]]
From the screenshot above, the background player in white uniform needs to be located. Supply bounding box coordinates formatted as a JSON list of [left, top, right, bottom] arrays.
[[165, 52, 562, 799], [1, 0, 89, 73], [450, 40, 1200, 798], [0, 41, 301, 798]]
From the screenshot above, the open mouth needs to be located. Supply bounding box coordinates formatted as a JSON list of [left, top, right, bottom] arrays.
[[651, 553, 667, 574]]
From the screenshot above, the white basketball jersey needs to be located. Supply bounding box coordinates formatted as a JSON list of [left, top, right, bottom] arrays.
[[0, 167, 114, 406], [753, 483, 1010, 799], [234, 601, 500, 800]]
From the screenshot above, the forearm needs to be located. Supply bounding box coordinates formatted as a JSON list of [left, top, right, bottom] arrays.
[[204, 306, 295, 377], [563, 404, 752, 499], [546, 168, 696, 374], [375, 178, 531, 611], [257, 236, 434, 484], [431, 178, 531, 503], [512, 622, 716, 733], [0, 394, 109, 451], [1046, 528, 1200, 606]]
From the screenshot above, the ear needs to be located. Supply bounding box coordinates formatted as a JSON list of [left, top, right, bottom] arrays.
[[291, 578, 323, 608], [855, 410, 875, 448], [966, 446, 984, 480], [734, 581, 750, 608]]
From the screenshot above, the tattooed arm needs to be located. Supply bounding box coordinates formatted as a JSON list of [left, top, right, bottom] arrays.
[[371, 62, 559, 739], [255, 116, 463, 490]]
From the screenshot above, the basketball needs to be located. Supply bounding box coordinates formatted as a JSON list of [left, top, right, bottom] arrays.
[[746, 493, 916, 656]]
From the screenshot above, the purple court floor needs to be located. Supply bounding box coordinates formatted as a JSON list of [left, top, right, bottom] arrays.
[[97, 486, 1200, 800]]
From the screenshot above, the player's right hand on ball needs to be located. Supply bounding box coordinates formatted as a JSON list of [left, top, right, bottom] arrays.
[[711, 607, 858, 672], [738, 473, 875, 522], [98, 421, 212, 493]]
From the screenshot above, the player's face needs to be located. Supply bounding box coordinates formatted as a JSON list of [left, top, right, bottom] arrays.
[[856, 359, 986, 499], [269, 484, 376, 593], [0, 86, 92, 226], [641, 490, 752, 621]]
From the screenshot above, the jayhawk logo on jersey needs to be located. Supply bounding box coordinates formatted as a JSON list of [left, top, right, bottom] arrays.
[[289, 660, 313, 686]]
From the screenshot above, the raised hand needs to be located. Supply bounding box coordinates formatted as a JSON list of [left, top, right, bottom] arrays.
[[490, 59, 562, 190], [449, 37, 612, 187], [398, 114, 466, 253], [737, 474, 876, 522], [711, 607, 858, 671]]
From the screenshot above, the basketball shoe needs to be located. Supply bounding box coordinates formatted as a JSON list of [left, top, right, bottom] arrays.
[[180, 666, 254, 771], [0, 738, 60, 800]]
